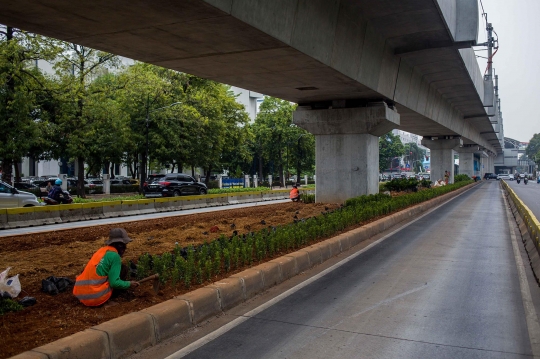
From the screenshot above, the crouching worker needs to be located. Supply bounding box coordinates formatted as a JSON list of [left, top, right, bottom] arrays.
[[289, 185, 300, 202], [73, 228, 139, 306]]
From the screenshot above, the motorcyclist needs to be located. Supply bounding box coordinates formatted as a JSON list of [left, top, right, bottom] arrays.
[[48, 179, 65, 203]]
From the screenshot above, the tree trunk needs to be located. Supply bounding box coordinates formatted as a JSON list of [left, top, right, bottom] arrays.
[[191, 166, 195, 177], [77, 157, 86, 198], [258, 153, 263, 179], [110, 164, 115, 179], [1, 159, 13, 185], [278, 163, 284, 188], [14, 160, 21, 183], [205, 166, 212, 185]]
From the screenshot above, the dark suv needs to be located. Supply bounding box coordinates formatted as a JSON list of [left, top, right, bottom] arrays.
[[144, 173, 207, 197], [483, 173, 497, 180]]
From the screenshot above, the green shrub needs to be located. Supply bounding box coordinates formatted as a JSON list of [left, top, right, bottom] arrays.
[[382, 178, 419, 192], [207, 180, 220, 189], [300, 193, 315, 204], [0, 298, 23, 316], [454, 174, 470, 182]]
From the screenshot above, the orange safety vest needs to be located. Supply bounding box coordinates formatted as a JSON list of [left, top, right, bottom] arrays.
[[289, 188, 299, 199], [73, 246, 117, 306]]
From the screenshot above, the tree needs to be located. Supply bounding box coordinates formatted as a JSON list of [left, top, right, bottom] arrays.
[[252, 97, 298, 186], [0, 25, 60, 183], [403, 142, 426, 172], [379, 132, 404, 173], [51, 43, 120, 196], [526, 134, 540, 167]]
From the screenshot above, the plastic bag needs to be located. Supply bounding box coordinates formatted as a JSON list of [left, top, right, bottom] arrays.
[[41, 276, 74, 295], [0, 268, 21, 298], [18, 296, 37, 307]]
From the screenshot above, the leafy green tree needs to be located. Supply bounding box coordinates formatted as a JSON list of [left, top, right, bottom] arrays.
[[379, 132, 404, 173], [526, 133, 540, 167], [253, 97, 298, 186], [403, 142, 426, 172], [0, 25, 60, 183], [51, 43, 120, 196]]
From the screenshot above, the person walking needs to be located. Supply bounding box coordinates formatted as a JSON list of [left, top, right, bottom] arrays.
[[73, 228, 139, 306]]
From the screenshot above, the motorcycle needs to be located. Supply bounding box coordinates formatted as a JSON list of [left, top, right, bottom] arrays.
[[517, 177, 521, 184], [43, 191, 73, 205], [524, 177, 528, 185]]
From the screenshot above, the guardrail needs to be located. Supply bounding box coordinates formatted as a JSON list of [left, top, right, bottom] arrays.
[[0, 189, 311, 230]]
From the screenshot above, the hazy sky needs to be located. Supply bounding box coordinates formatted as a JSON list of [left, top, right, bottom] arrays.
[[476, 0, 540, 143]]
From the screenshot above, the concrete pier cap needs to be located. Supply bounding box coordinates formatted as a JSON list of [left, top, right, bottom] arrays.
[[421, 137, 463, 184], [294, 102, 400, 203]]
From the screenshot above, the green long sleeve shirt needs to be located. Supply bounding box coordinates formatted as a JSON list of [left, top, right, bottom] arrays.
[[95, 250, 131, 290]]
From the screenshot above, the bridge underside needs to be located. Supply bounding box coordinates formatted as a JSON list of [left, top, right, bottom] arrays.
[[0, 0, 501, 202], [1, 0, 497, 152]]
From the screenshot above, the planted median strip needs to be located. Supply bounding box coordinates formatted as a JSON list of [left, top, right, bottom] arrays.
[[132, 180, 474, 291]]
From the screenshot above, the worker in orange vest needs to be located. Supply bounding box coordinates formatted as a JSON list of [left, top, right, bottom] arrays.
[[73, 228, 139, 306], [289, 185, 300, 202]]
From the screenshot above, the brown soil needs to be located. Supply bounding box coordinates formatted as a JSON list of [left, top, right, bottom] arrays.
[[0, 201, 341, 358]]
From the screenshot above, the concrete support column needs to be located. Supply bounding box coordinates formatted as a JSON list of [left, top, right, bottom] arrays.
[[421, 138, 463, 184], [456, 148, 476, 178], [294, 102, 399, 203]]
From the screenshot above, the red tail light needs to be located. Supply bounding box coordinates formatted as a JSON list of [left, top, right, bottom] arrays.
[[144, 182, 148, 187], [159, 181, 171, 186]]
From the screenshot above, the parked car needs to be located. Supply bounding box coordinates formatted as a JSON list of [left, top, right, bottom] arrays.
[[0, 181, 41, 208], [496, 174, 514, 181], [144, 173, 207, 197], [14, 182, 39, 191], [483, 173, 497, 180]]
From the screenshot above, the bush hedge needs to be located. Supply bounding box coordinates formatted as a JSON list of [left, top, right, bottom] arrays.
[[454, 174, 470, 182], [133, 180, 473, 289]]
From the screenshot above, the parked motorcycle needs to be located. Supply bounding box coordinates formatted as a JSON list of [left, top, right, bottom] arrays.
[[43, 191, 73, 205]]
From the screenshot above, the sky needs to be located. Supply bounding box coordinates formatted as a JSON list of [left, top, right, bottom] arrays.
[[475, 0, 540, 142]]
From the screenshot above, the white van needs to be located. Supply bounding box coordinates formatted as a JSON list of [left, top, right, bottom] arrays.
[[0, 181, 41, 208]]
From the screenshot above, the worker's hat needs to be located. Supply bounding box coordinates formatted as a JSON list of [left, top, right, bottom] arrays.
[[105, 228, 133, 245]]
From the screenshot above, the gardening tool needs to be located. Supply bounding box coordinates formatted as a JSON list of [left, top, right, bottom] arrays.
[[137, 274, 160, 294]]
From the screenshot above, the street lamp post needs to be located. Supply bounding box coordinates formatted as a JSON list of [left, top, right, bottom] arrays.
[[140, 101, 182, 193]]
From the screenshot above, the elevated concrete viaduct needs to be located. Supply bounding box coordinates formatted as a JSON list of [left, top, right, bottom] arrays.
[[0, 0, 501, 202]]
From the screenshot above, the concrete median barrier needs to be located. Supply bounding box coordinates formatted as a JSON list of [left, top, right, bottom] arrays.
[[231, 269, 265, 299], [286, 251, 310, 273], [9, 351, 48, 359], [102, 200, 124, 218], [82, 202, 105, 220], [120, 200, 139, 216], [137, 199, 156, 215], [236, 192, 263, 204], [182, 195, 207, 210], [208, 277, 245, 310], [154, 197, 174, 212], [206, 194, 228, 207], [258, 262, 281, 289], [271, 256, 297, 281], [0, 209, 8, 230], [5, 207, 38, 228], [59, 203, 85, 222], [33, 205, 62, 225]]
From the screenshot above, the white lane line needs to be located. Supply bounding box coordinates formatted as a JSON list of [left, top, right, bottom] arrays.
[[165, 187, 474, 359], [503, 190, 540, 357]]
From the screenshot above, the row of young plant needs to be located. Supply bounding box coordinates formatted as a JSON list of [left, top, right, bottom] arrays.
[[132, 180, 473, 289]]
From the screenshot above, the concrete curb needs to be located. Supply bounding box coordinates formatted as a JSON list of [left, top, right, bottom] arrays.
[[13, 183, 477, 359], [501, 181, 540, 282]]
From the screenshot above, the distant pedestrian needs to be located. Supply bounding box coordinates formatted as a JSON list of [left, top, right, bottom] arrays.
[[444, 171, 449, 185]]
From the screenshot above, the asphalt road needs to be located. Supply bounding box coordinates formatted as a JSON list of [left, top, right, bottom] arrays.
[[505, 179, 540, 219], [137, 181, 540, 359]]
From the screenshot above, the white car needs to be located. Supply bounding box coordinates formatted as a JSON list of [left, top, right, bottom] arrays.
[[496, 174, 514, 181], [0, 181, 41, 208]]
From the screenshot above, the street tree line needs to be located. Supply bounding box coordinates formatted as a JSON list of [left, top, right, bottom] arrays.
[[1, 26, 418, 196], [0, 26, 320, 196]]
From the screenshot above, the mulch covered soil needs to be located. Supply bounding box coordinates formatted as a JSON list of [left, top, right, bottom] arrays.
[[0, 201, 340, 358]]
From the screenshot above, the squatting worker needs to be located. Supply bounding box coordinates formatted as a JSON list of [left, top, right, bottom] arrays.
[[73, 228, 139, 306], [289, 185, 300, 202]]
